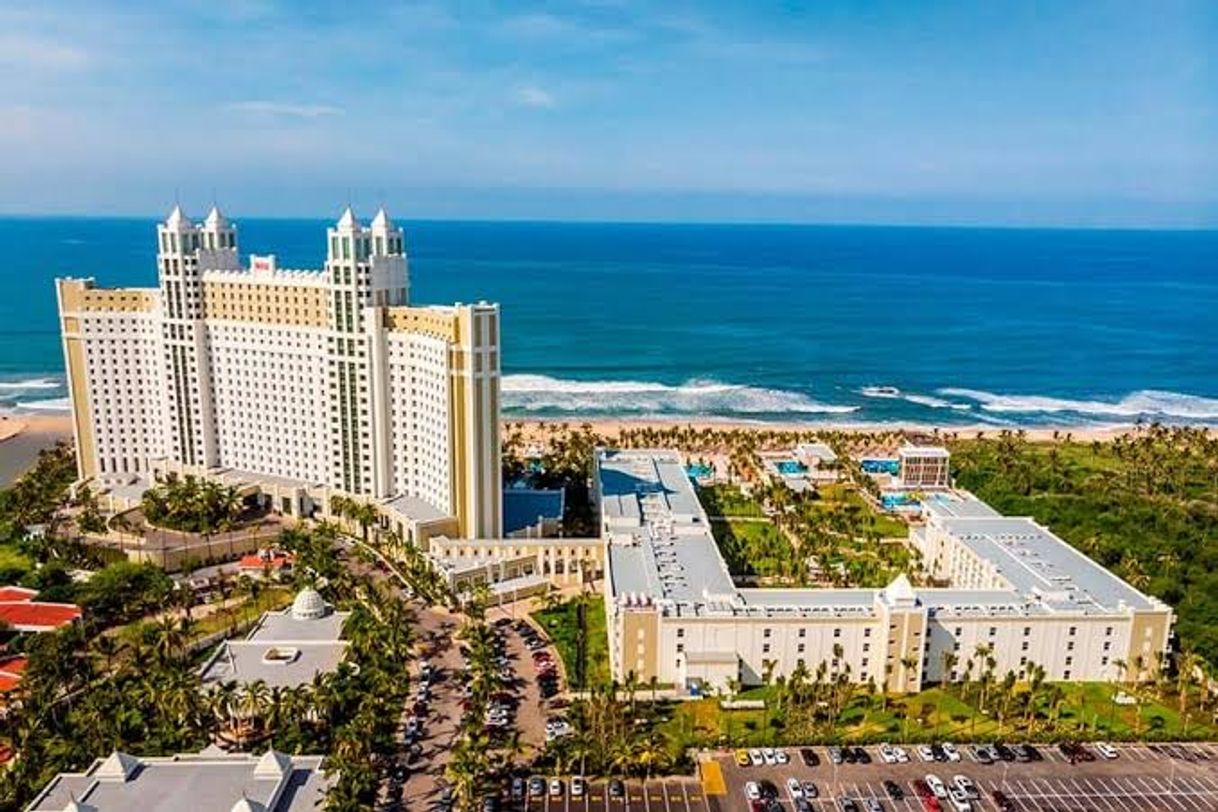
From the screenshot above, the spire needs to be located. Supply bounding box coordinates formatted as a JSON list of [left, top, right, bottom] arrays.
[[96, 750, 141, 781], [165, 204, 191, 229], [204, 205, 228, 229], [336, 206, 357, 230], [370, 207, 392, 229]]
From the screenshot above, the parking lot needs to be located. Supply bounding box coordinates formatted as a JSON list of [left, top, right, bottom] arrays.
[[509, 776, 718, 812], [713, 741, 1218, 811]]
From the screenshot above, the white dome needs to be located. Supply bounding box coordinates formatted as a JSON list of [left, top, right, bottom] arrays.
[[290, 587, 327, 620]]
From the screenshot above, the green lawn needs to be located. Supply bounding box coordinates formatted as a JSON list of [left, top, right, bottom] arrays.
[[696, 483, 765, 517], [662, 682, 1218, 748], [533, 595, 610, 690]]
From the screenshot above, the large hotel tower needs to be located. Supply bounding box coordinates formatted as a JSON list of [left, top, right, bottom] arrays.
[[56, 206, 501, 538]]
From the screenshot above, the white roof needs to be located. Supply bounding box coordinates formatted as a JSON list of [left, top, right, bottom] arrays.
[[370, 207, 393, 229], [336, 206, 357, 229], [165, 205, 192, 229]]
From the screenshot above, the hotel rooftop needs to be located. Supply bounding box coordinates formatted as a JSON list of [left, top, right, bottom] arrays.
[[200, 588, 348, 689], [598, 448, 1165, 621], [27, 748, 329, 812]]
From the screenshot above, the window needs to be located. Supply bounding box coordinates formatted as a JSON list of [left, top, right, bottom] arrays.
[[763, 628, 772, 638], [1068, 626, 1077, 636], [676, 628, 684, 638], [833, 628, 841, 638], [762, 644, 771, 654], [1024, 627, 1031, 637], [798, 629, 806, 638], [989, 627, 997, 637]]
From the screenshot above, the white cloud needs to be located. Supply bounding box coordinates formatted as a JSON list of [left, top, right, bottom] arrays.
[[223, 101, 345, 118], [513, 85, 556, 109]]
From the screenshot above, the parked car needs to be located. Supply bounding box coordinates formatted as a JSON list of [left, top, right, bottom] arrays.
[[527, 776, 545, 797], [744, 782, 762, 802], [749, 748, 764, 766], [917, 745, 936, 762], [1096, 742, 1119, 760], [884, 780, 904, 799], [878, 744, 900, 764], [970, 745, 993, 765], [799, 747, 820, 767], [925, 775, 948, 799], [609, 779, 625, 798], [991, 790, 1014, 812], [952, 775, 978, 799], [802, 780, 818, 798], [548, 779, 564, 797], [942, 743, 960, 762], [786, 778, 804, 799], [828, 746, 844, 765], [571, 777, 586, 798], [774, 749, 790, 765], [735, 749, 752, 767]]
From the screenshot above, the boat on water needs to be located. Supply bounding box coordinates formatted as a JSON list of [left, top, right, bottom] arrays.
[[862, 386, 902, 398]]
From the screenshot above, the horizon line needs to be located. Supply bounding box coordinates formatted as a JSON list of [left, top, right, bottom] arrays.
[[0, 211, 1215, 233]]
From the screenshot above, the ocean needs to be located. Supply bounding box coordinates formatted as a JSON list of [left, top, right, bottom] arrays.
[[1, 217, 1217, 428]]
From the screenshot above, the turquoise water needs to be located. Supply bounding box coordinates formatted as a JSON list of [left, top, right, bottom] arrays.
[[1, 218, 1216, 426], [862, 459, 901, 475], [685, 463, 713, 479], [881, 492, 920, 510], [775, 460, 808, 475]]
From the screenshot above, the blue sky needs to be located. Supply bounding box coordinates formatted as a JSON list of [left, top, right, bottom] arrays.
[[0, 1, 1214, 226]]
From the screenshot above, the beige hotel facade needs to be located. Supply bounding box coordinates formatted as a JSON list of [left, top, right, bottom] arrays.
[[56, 206, 501, 540], [596, 449, 1173, 694]]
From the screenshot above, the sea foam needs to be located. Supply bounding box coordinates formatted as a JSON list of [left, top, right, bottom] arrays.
[[939, 388, 1218, 420], [502, 374, 858, 415], [0, 377, 62, 391]]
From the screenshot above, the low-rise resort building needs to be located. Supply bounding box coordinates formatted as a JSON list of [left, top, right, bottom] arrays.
[[596, 448, 1173, 695], [26, 747, 330, 811]]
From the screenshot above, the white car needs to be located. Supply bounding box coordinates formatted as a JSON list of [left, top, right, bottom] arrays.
[[762, 748, 777, 766], [748, 749, 764, 766], [952, 775, 978, 798], [548, 779, 563, 797], [786, 778, 804, 799], [774, 749, 790, 765], [745, 782, 762, 802], [1096, 742, 1119, 759], [571, 777, 586, 798], [947, 786, 972, 811], [894, 745, 910, 763], [942, 742, 961, 762], [878, 744, 898, 764], [925, 774, 948, 799], [918, 745, 937, 762]]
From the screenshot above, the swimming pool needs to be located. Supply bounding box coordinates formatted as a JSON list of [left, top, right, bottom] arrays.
[[881, 491, 920, 510], [862, 458, 900, 475], [686, 463, 713, 479], [775, 460, 807, 475]]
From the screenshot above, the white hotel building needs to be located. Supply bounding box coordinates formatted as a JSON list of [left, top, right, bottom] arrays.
[[597, 449, 1173, 694], [56, 206, 501, 540]]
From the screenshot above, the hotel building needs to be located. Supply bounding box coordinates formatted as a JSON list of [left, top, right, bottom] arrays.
[[597, 449, 1173, 694], [56, 206, 501, 539]]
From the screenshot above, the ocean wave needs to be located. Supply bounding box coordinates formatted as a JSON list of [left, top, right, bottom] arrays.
[[11, 397, 72, 412], [860, 386, 971, 411], [502, 374, 858, 415], [939, 388, 1218, 420], [0, 377, 62, 391]]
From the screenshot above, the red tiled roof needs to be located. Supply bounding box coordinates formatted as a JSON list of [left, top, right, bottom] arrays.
[[238, 553, 293, 570], [0, 585, 82, 631], [0, 745, 12, 764], [0, 655, 26, 693], [0, 601, 82, 631]]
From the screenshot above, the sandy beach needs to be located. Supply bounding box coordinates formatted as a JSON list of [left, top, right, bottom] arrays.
[[502, 416, 1138, 447], [0, 413, 73, 485]]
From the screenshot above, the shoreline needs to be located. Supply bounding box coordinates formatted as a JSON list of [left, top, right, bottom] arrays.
[[0, 412, 1167, 446]]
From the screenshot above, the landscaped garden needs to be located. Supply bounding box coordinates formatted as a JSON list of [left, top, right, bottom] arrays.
[[532, 593, 610, 690]]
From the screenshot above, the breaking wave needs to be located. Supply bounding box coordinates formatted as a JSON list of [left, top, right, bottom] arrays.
[[502, 374, 858, 416], [0, 377, 62, 391], [860, 386, 972, 411], [938, 388, 1218, 420], [10, 397, 72, 412]]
